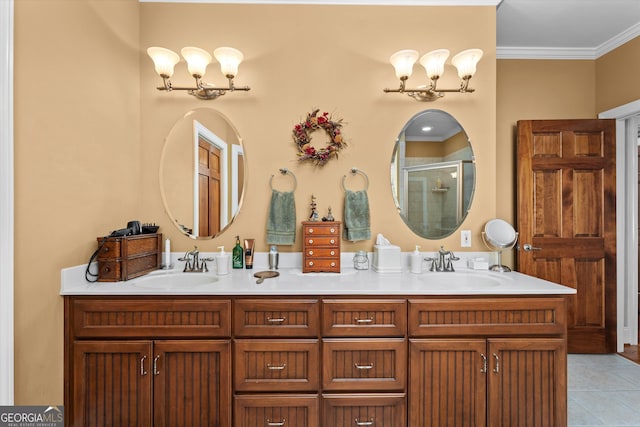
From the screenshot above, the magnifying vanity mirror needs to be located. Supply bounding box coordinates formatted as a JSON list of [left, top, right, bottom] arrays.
[[391, 109, 475, 239], [160, 108, 245, 239], [482, 219, 518, 272]]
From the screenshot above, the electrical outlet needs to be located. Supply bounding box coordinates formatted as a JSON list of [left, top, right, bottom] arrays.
[[461, 230, 472, 247]]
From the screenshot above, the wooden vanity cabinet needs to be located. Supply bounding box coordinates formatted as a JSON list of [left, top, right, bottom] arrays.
[[65, 294, 568, 427], [65, 297, 232, 427], [408, 298, 568, 427]]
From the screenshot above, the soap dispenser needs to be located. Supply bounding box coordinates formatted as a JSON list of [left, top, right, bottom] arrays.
[[215, 246, 230, 275], [232, 236, 243, 269], [410, 245, 422, 274]]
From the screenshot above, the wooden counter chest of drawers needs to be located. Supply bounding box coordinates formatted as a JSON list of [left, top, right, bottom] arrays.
[[96, 233, 162, 281], [302, 221, 341, 273]]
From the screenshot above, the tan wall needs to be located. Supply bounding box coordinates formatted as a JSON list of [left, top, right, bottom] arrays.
[[140, 2, 497, 256], [496, 59, 597, 266], [596, 36, 640, 112], [14, 0, 141, 404]]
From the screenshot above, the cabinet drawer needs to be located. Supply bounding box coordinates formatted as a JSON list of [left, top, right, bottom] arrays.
[[322, 393, 406, 427], [322, 339, 406, 391], [234, 394, 319, 427], [234, 339, 320, 391], [97, 240, 121, 260], [70, 298, 231, 338], [408, 297, 567, 337], [304, 258, 340, 272], [305, 248, 339, 258], [323, 300, 407, 337], [304, 236, 339, 246], [234, 299, 320, 337], [304, 224, 340, 236]]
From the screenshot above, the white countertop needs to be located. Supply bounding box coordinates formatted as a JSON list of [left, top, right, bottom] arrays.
[[60, 252, 576, 296]]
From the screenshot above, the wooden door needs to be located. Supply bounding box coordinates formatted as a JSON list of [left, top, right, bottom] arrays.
[[198, 137, 221, 236], [153, 340, 231, 427], [72, 340, 152, 426], [487, 338, 567, 427], [409, 339, 487, 427], [517, 119, 616, 353]]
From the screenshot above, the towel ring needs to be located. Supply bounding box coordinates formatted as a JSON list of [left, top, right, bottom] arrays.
[[342, 167, 369, 191], [270, 168, 297, 191]]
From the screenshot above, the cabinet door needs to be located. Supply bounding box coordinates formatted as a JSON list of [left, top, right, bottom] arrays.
[[153, 340, 231, 427], [487, 338, 567, 427], [409, 339, 487, 427], [72, 340, 152, 427]]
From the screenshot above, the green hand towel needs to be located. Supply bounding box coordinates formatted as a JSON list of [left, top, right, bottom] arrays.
[[344, 189, 371, 242], [266, 190, 296, 245]]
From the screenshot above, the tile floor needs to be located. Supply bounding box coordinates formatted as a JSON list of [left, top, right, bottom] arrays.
[[569, 354, 640, 426]]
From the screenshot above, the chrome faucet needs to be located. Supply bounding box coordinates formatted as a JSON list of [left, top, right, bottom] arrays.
[[425, 246, 460, 272], [179, 246, 213, 272]]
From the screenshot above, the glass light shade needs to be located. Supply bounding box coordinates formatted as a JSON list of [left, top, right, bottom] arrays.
[[389, 49, 419, 79], [451, 48, 483, 79], [214, 47, 244, 78], [181, 47, 212, 78], [419, 49, 450, 80], [147, 47, 180, 78]]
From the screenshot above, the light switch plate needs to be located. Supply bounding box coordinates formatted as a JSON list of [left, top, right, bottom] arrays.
[[461, 230, 472, 247]]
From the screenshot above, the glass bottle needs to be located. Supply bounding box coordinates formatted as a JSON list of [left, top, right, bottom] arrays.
[[232, 235, 244, 269]]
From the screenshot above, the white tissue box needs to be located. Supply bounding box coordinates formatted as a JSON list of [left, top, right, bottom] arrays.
[[372, 245, 402, 273], [467, 258, 489, 270]]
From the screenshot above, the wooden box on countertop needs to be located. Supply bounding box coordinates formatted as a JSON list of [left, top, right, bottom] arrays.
[[302, 221, 341, 273], [96, 233, 162, 282]]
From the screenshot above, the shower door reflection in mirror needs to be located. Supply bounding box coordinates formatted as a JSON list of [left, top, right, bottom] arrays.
[[402, 160, 473, 238]]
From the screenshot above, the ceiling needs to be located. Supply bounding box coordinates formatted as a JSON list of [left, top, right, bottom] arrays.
[[497, 0, 640, 59], [143, 0, 640, 59]]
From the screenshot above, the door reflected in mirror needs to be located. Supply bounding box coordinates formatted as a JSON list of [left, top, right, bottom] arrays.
[[160, 108, 244, 239], [391, 109, 475, 239]]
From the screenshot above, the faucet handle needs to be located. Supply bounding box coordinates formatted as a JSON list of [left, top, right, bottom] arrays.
[[424, 257, 437, 272]]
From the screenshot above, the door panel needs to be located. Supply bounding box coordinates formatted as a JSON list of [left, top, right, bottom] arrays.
[[517, 119, 616, 353], [153, 340, 231, 427]]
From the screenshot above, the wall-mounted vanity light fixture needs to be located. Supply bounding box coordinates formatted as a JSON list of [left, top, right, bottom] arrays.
[[383, 48, 482, 102], [147, 46, 250, 100]]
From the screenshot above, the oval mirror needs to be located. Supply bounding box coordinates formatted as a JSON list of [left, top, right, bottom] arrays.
[[390, 109, 475, 239], [160, 108, 245, 239]]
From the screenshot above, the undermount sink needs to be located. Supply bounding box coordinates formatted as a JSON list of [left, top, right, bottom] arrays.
[[418, 271, 503, 288], [131, 271, 218, 289]]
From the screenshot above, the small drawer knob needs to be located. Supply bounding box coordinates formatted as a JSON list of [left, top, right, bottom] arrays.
[[308, 261, 314, 266], [330, 251, 335, 256], [330, 228, 335, 233], [308, 239, 314, 244], [309, 228, 314, 233], [308, 250, 314, 255], [330, 239, 335, 244]]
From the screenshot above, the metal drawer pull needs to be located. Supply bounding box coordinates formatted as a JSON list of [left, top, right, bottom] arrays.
[[480, 353, 487, 373], [493, 353, 500, 374], [355, 418, 375, 426], [153, 355, 160, 376], [140, 356, 148, 376], [267, 363, 287, 370], [266, 418, 286, 426], [266, 317, 286, 323], [354, 362, 374, 370], [355, 317, 374, 324]]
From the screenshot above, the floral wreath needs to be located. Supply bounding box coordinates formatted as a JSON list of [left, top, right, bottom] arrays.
[[292, 108, 346, 165]]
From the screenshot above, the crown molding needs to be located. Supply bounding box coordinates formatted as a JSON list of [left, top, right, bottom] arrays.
[[596, 21, 640, 58], [496, 46, 597, 60]]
